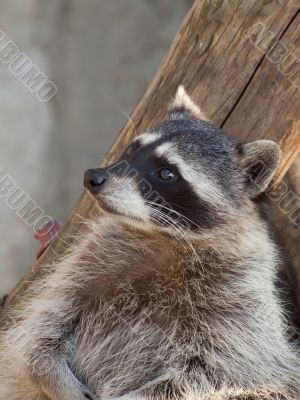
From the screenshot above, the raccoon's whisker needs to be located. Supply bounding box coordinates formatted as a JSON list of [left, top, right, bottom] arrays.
[[148, 208, 190, 252], [152, 219, 191, 256], [146, 203, 188, 238], [145, 201, 200, 231], [145, 201, 196, 229], [145, 201, 202, 255], [148, 205, 203, 269], [106, 95, 137, 138], [150, 209, 185, 241], [73, 213, 99, 227], [147, 204, 201, 264], [145, 202, 184, 232]]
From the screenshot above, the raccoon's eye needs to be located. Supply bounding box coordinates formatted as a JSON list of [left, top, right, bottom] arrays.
[[126, 141, 139, 156], [157, 167, 176, 181]]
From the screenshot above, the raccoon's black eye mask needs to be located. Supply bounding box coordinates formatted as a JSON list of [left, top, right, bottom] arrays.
[[125, 140, 140, 157]]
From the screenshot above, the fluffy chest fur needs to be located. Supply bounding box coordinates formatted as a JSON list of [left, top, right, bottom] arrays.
[[30, 217, 297, 398], [1, 216, 300, 400]]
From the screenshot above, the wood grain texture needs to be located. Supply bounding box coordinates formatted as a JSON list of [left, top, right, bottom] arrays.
[[272, 154, 300, 308], [2, 0, 300, 320]]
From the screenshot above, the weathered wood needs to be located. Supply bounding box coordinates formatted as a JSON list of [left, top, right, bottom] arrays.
[[224, 9, 300, 175], [2, 0, 300, 318], [283, 156, 300, 278], [272, 154, 300, 305]]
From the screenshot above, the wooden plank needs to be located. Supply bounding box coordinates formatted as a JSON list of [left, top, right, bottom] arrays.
[[223, 10, 300, 180], [272, 155, 300, 307], [2, 0, 300, 316], [283, 157, 300, 278]]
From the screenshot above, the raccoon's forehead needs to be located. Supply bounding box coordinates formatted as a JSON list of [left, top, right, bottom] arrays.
[[133, 119, 236, 161]]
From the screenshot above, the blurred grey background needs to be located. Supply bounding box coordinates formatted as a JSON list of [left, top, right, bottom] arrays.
[[0, 0, 192, 295]]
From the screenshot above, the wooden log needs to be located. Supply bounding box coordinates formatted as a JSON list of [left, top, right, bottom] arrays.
[[2, 0, 300, 320], [272, 154, 300, 310], [282, 156, 300, 278]]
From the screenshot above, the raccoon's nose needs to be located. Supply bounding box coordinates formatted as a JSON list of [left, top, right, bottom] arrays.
[[84, 169, 106, 193]]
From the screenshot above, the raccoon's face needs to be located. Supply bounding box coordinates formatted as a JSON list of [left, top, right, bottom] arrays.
[[84, 87, 280, 232]]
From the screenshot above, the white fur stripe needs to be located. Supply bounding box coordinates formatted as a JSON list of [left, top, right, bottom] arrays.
[[155, 143, 225, 205], [137, 132, 161, 146]]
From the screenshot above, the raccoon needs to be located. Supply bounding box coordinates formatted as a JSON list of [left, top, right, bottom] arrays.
[[0, 86, 299, 400]]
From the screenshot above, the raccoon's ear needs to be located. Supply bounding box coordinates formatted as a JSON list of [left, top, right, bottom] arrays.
[[235, 140, 281, 198], [169, 85, 209, 121]]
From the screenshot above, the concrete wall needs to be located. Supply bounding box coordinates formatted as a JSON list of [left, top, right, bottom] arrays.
[[0, 0, 192, 295]]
